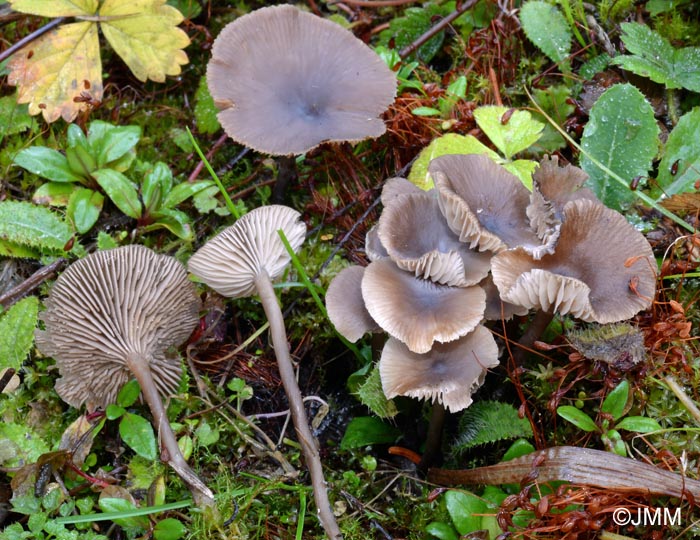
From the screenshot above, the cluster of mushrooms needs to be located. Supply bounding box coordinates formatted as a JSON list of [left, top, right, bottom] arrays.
[[326, 153, 657, 412], [31, 3, 659, 539]]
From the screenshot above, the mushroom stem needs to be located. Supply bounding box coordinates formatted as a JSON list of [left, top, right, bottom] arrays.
[[125, 353, 215, 508], [272, 156, 298, 204], [514, 309, 555, 365], [254, 271, 343, 540], [418, 403, 446, 472]]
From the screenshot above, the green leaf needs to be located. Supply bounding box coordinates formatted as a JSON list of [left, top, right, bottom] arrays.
[[502, 438, 536, 461], [67, 123, 88, 148], [580, 83, 659, 211], [381, 5, 448, 62], [97, 498, 149, 530], [154, 518, 186, 540], [162, 180, 214, 209], [93, 169, 142, 219], [145, 208, 192, 240], [119, 413, 157, 460], [408, 134, 499, 190], [453, 401, 533, 455], [0, 241, 41, 259], [106, 404, 126, 420], [557, 406, 598, 432], [194, 419, 220, 447], [519, 1, 572, 66], [193, 76, 220, 135], [355, 365, 398, 419], [503, 159, 538, 191], [88, 121, 141, 168], [0, 200, 73, 252], [425, 522, 459, 540], [117, 379, 141, 408], [612, 23, 700, 92], [0, 296, 38, 370], [412, 106, 442, 117], [67, 187, 103, 233], [655, 107, 700, 198], [601, 380, 629, 421], [0, 96, 36, 138], [473, 106, 544, 160], [33, 182, 78, 206], [13, 146, 83, 183], [445, 490, 486, 535], [616, 416, 662, 433], [340, 416, 401, 449], [531, 85, 574, 151], [141, 162, 172, 213], [97, 231, 119, 250]]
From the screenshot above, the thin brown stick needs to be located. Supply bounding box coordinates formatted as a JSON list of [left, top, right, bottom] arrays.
[[0, 258, 67, 309], [328, 0, 420, 6], [399, 0, 479, 58], [429, 446, 700, 499], [254, 271, 342, 540], [187, 132, 229, 182]]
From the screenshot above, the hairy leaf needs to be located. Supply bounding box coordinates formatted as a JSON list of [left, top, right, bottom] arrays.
[[0, 296, 39, 371], [612, 22, 700, 92], [194, 77, 220, 135], [8, 21, 102, 122], [0, 200, 72, 252], [580, 83, 659, 210], [0, 97, 36, 138], [519, 1, 571, 66], [655, 108, 700, 198], [99, 0, 190, 83], [355, 365, 398, 419], [453, 401, 533, 456]]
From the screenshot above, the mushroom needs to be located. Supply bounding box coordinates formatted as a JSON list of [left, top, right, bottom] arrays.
[[491, 199, 656, 323], [207, 4, 396, 156], [377, 191, 492, 286], [187, 205, 342, 540], [361, 258, 486, 354], [429, 154, 552, 257], [326, 265, 380, 342], [379, 326, 499, 412], [207, 5, 396, 202], [35, 245, 214, 507]]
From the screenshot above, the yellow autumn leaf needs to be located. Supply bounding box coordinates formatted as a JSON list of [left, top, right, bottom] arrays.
[[7, 21, 102, 123], [9, 0, 97, 17], [99, 0, 190, 82]]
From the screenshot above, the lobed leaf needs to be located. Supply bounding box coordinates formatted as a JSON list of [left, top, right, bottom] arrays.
[[0, 296, 39, 371], [473, 106, 544, 160], [7, 21, 103, 122], [99, 0, 190, 83], [9, 0, 97, 17], [0, 200, 72, 252], [580, 83, 659, 211]]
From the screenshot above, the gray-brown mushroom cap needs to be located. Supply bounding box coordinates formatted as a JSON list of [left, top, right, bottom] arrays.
[[35, 245, 201, 411], [326, 265, 380, 342], [379, 326, 499, 412], [377, 192, 491, 286], [430, 154, 549, 256], [188, 205, 306, 298], [491, 199, 657, 323], [207, 4, 397, 156], [361, 259, 486, 353]]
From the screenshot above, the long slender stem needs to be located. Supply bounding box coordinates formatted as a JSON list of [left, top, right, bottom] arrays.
[[125, 353, 215, 508], [254, 271, 342, 540]]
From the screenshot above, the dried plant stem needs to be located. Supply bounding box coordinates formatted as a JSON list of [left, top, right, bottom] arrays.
[[429, 445, 700, 499], [125, 353, 215, 508], [0, 258, 66, 309], [254, 271, 342, 540]]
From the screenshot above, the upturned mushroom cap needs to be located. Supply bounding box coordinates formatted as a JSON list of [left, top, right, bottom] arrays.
[[361, 259, 486, 353], [429, 154, 549, 255], [188, 205, 306, 298], [326, 265, 380, 342], [377, 192, 491, 286], [491, 199, 656, 323], [35, 245, 201, 410], [207, 5, 397, 156], [365, 225, 388, 261], [381, 176, 424, 207], [480, 275, 529, 321], [379, 326, 499, 412]]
